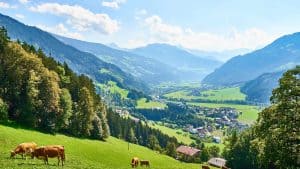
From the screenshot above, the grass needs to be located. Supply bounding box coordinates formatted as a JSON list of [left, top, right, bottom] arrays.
[[149, 122, 194, 145], [97, 81, 129, 99], [0, 125, 218, 169], [136, 98, 167, 109], [188, 102, 260, 124], [149, 122, 225, 150], [164, 87, 246, 101], [200, 87, 246, 101]]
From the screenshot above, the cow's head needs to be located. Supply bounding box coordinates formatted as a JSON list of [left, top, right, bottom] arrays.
[[10, 151, 16, 158]]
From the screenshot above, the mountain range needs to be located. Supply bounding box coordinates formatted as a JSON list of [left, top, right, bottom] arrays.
[[54, 35, 178, 85], [0, 13, 147, 92], [132, 43, 223, 81], [202, 32, 300, 86]]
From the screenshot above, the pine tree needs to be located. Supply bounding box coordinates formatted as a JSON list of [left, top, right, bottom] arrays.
[[166, 142, 177, 157]]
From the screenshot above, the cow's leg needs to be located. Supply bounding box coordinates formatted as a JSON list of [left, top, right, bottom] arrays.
[[57, 156, 60, 166]]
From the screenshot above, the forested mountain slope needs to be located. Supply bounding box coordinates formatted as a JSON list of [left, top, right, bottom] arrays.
[[0, 13, 147, 92], [203, 32, 300, 86]]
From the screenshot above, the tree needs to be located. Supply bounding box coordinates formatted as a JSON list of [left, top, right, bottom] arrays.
[[58, 88, 73, 131], [77, 87, 96, 137], [148, 135, 161, 152], [208, 145, 220, 158], [200, 147, 210, 162], [255, 66, 300, 169], [90, 115, 104, 140], [166, 142, 177, 157], [0, 98, 8, 122]]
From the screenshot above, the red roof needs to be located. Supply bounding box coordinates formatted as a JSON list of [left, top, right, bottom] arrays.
[[176, 145, 200, 156]]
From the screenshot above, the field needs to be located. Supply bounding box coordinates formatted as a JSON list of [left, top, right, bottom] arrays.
[[188, 102, 260, 124], [150, 123, 225, 150], [149, 122, 194, 144], [0, 125, 218, 169], [97, 81, 129, 99], [136, 98, 167, 109], [164, 87, 246, 101]]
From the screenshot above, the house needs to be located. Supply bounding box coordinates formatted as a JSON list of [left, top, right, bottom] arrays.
[[208, 157, 227, 168], [176, 145, 200, 159], [213, 136, 221, 143]]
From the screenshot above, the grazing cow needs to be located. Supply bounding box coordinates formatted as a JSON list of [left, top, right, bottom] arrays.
[[10, 142, 37, 159], [47, 145, 65, 163], [131, 157, 139, 168], [32, 146, 64, 166], [202, 165, 210, 169], [140, 160, 150, 167]]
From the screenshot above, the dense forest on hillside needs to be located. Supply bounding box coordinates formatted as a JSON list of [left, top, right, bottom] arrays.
[[0, 27, 110, 139], [223, 66, 300, 169]]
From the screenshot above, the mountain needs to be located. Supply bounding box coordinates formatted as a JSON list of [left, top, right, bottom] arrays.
[[0, 13, 147, 91], [54, 35, 178, 85], [202, 32, 300, 86], [187, 48, 252, 62], [132, 43, 223, 81], [241, 71, 284, 103]]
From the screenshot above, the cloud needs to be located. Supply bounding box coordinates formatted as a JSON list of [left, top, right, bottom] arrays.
[[36, 23, 83, 40], [101, 0, 126, 9], [15, 14, 25, 19], [19, 0, 29, 4], [30, 3, 119, 35], [0, 2, 16, 9], [140, 15, 279, 51]]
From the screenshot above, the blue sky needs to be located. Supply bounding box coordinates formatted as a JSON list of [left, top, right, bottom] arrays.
[[1, 0, 300, 52]]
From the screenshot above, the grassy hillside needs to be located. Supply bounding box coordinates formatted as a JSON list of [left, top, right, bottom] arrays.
[[149, 122, 194, 144], [188, 102, 259, 124], [164, 87, 246, 101], [0, 125, 217, 169], [136, 98, 167, 109], [97, 81, 129, 99]]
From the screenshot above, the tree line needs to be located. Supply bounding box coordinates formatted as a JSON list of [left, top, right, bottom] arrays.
[[223, 66, 299, 169]]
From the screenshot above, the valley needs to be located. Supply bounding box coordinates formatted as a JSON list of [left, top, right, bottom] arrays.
[[0, 2, 299, 168]]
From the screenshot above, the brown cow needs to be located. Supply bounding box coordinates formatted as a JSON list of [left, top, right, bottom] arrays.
[[131, 157, 139, 168], [10, 142, 37, 159], [47, 145, 65, 163], [202, 165, 210, 169], [140, 160, 150, 167], [32, 146, 64, 166]]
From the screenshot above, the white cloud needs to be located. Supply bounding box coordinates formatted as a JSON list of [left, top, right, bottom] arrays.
[[30, 3, 119, 35], [0, 2, 16, 9], [19, 0, 29, 4], [15, 14, 25, 19], [139, 15, 280, 51], [101, 0, 126, 9], [36, 23, 83, 40]]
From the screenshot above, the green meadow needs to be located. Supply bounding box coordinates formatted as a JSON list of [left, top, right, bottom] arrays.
[[164, 87, 246, 101], [0, 125, 218, 169], [188, 102, 260, 124], [136, 98, 167, 109]]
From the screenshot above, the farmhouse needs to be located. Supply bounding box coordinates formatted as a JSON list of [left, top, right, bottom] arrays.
[[208, 157, 227, 168], [176, 145, 200, 161]]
